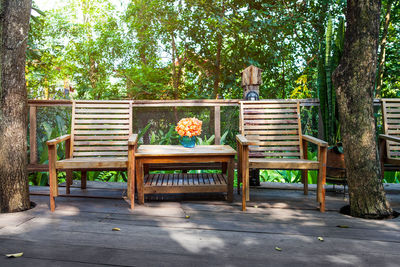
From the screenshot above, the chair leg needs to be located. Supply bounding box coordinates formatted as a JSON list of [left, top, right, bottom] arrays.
[[302, 169, 308, 195], [246, 169, 250, 201], [50, 193, 55, 212], [237, 159, 243, 195], [81, 171, 87, 189], [242, 163, 249, 211], [237, 147, 242, 195], [49, 170, 58, 212], [318, 147, 327, 212], [48, 144, 58, 212], [237, 160, 241, 196], [242, 167, 247, 211], [66, 170, 73, 194], [237, 173, 241, 195], [379, 138, 386, 180]]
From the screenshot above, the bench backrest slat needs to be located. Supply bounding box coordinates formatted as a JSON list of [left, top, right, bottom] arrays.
[[240, 100, 302, 159], [382, 99, 400, 159], [71, 101, 133, 158]]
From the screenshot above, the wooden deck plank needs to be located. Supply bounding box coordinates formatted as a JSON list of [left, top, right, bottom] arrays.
[[6, 183, 399, 266], [6, 236, 399, 267], [2, 207, 400, 261]]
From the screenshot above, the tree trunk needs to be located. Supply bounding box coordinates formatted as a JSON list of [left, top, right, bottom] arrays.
[[0, 0, 32, 213], [375, 0, 393, 98], [332, 0, 392, 218]]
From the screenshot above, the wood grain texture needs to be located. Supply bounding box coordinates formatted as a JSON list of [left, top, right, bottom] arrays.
[[56, 157, 128, 169], [135, 145, 236, 157], [47, 100, 135, 211], [135, 145, 235, 205], [29, 106, 37, 164], [381, 99, 400, 160], [237, 100, 327, 212], [214, 106, 221, 145]]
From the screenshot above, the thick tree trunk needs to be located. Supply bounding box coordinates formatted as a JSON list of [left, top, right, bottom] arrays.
[[0, 0, 32, 213], [332, 0, 392, 218]]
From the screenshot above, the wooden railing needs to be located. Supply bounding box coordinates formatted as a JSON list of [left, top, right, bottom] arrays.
[[27, 98, 321, 172]]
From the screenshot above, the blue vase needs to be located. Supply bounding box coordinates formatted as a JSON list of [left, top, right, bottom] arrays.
[[180, 136, 196, 148]]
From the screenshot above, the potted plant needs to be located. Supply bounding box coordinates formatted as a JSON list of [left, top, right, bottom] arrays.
[[175, 117, 202, 148]]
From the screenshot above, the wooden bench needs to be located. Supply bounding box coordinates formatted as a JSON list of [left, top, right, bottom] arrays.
[[236, 100, 328, 212], [47, 101, 138, 212], [379, 99, 400, 176]]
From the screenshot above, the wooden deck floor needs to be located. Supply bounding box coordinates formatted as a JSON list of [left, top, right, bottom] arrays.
[[1, 182, 399, 266]]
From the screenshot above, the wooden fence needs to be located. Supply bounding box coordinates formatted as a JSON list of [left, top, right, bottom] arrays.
[[27, 98, 323, 172]]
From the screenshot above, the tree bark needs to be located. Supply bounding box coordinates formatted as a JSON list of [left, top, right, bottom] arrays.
[[0, 0, 32, 213], [332, 0, 392, 218], [375, 0, 393, 98]]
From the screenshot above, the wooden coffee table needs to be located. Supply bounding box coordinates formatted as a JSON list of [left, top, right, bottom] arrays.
[[134, 145, 236, 204]]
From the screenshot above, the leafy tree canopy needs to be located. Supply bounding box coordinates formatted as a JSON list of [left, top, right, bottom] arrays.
[[27, 0, 399, 103]]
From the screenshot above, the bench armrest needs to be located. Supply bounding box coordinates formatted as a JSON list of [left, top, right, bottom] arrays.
[[302, 135, 328, 147], [46, 134, 71, 146], [236, 134, 249, 146], [379, 134, 400, 143], [128, 134, 138, 146]]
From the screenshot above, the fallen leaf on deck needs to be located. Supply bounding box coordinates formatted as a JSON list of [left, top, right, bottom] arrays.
[[112, 228, 120, 231], [318, 237, 324, 241], [336, 225, 350, 228], [275, 247, 282, 251], [254, 205, 258, 208], [6, 252, 23, 258], [185, 215, 190, 219]]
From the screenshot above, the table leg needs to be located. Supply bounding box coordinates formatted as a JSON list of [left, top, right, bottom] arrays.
[[222, 162, 228, 174], [227, 157, 234, 202], [144, 164, 149, 175], [136, 159, 145, 204], [128, 145, 135, 210]]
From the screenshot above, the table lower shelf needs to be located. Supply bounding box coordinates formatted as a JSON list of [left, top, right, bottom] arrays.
[[143, 173, 228, 194]]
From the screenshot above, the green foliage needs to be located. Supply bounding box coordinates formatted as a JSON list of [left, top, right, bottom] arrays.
[[380, 0, 400, 97], [28, 0, 353, 101], [26, 0, 400, 186], [150, 125, 180, 145], [318, 9, 345, 145], [260, 150, 318, 184], [383, 171, 400, 183]]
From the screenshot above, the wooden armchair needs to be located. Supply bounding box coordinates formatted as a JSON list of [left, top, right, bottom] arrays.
[[236, 100, 328, 212], [47, 101, 138, 212], [379, 99, 400, 177]]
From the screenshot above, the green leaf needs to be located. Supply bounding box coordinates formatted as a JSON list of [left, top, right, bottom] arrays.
[[6, 252, 23, 258]]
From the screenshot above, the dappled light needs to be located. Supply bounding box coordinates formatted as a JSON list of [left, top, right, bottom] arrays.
[[0, 0, 399, 265]]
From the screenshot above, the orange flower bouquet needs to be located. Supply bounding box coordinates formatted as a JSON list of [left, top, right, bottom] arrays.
[[176, 117, 202, 147]]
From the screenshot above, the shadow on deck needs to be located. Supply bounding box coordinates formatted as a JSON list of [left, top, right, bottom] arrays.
[[0, 182, 399, 266]]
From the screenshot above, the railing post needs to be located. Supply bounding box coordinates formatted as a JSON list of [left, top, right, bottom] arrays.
[[29, 106, 37, 164], [214, 106, 221, 145]]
